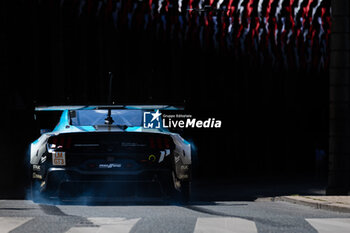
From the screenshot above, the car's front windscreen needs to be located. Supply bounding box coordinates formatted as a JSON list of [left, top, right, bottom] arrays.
[[70, 109, 144, 127]]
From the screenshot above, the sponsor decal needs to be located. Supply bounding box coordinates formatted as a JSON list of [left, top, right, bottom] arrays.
[[121, 142, 147, 147], [52, 152, 66, 166], [98, 163, 122, 169], [178, 174, 189, 179], [143, 110, 222, 129], [74, 143, 99, 147], [180, 165, 189, 170], [40, 156, 47, 163], [148, 154, 156, 162], [33, 165, 40, 171], [32, 173, 42, 179]]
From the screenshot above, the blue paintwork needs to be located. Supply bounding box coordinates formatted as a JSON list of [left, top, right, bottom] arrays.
[[52, 110, 70, 132], [32, 138, 40, 145]]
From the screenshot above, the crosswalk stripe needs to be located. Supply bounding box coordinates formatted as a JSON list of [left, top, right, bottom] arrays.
[[0, 217, 33, 233], [306, 218, 350, 233], [193, 217, 257, 233], [66, 217, 140, 233], [2, 216, 350, 233]]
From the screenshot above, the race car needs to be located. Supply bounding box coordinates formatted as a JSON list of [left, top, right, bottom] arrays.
[[29, 105, 192, 202]]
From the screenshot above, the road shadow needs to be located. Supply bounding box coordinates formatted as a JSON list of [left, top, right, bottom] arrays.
[[15, 175, 327, 206], [190, 176, 327, 202], [1, 175, 327, 206]]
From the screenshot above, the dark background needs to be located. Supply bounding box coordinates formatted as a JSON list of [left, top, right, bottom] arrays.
[[0, 0, 331, 195]]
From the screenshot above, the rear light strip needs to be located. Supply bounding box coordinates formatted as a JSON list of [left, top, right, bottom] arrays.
[[48, 135, 72, 150], [48, 135, 172, 151], [148, 136, 172, 150]]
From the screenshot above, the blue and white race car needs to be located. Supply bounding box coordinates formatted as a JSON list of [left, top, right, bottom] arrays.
[[29, 105, 192, 202]]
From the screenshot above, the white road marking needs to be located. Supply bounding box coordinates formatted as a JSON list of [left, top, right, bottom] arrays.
[[66, 217, 140, 233], [0, 217, 33, 233], [306, 218, 350, 233], [193, 217, 257, 233]]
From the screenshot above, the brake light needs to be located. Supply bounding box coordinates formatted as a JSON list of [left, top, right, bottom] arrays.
[[156, 137, 163, 149], [149, 135, 172, 150], [65, 137, 72, 149], [149, 136, 155, 149], [58, 137, 65, 149], [48, 135, 72, 150], [164, 137, 170, 149], [52, 137, 58, 145]]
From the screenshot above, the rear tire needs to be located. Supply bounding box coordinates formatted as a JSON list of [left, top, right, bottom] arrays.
[[170, 171, 191, 203], [30, 178, 40, 203], [30, 166, 48, 203], [179, 180, 190, 203]]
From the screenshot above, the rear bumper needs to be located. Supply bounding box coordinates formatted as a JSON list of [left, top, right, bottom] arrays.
[[43, 167, 173, 198]]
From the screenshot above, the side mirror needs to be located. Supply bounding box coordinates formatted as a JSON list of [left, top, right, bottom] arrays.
[[40, 129, 51, 134]]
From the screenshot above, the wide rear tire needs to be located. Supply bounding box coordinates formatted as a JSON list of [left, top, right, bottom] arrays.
[[170, 171, 191, 203], [179, 180, 191, 203]]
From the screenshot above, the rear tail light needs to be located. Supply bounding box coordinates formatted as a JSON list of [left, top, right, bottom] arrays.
[[66, 137, 72, 149], [148, 135, 172, 149], [48, 135, 72, 150], [149, 136, 155, 149], [59, 137, 65, 149], [156, 137, 163, 149], [163, 137, 170, 149], [49, 137, 58, 149]]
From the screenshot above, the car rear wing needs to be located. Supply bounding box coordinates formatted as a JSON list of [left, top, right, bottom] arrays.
[[35, 105, 185, 111]]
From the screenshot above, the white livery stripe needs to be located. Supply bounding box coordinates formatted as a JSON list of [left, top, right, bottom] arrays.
[[0, 217, 33, 233], [66, 217, 140, 233], [193, 217, 257, 233], [306, 218, 350, 233], [159, 151, 165, 163]]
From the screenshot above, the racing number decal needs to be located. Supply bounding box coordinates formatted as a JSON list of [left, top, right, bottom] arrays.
[[52, 152, 66, 166]]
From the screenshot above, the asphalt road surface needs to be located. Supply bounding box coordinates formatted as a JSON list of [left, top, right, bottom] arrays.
[[1, 198, 350, 233]]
